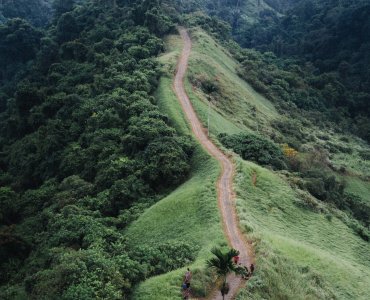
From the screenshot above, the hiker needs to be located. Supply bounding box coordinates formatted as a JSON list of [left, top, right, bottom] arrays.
[[185, 268, 190, 280], [186, 279, 191, 293], [182, 281, 187, 291], [233, 254, 240, 265], [241, 265, 249, 279], [242, 266, 250, 280], [250, 264, 255, 275]]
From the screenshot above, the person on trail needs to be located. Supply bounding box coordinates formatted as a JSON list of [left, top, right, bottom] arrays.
[[233, 254, 240, 265], [241, 265, 249, 279], [185, 268, 190, 280], [182, 282, 187, 291], [250, 264, 255, 275], [185, 280, 191, 293]]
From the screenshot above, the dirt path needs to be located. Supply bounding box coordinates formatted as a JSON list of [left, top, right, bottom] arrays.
[[174, 28, 251, 300], [252, 172, 257, 187]]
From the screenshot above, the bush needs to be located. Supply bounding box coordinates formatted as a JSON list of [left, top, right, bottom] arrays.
[[304, 178, 325, 200], [359, 150, 370, 161], [270, 158, 288, 171], [219, 132, 286, 165]]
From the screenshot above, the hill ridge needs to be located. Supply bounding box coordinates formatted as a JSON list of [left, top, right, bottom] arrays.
[[174, 28, 251, 300]]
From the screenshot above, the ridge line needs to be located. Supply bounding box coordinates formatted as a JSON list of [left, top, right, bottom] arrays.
[[173, 28, 251, 300]]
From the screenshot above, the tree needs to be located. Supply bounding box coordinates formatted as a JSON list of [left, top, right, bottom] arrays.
[[206, 247, 244, 300], [0, 187, 20, 224], [52, 0, 75, 18], [56, 12, 79, 43]]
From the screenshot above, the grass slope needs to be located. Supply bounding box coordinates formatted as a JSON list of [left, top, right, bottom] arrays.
[[185, 28, 278, 135], [344, 176, 370, 202], [126, 34, 227, 300], [127, 30, 370, 299], [233, 157, 370, 299]]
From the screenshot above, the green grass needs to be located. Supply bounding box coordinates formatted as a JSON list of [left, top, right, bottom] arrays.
[[233, 157, 370, 299], [344, 176, 370, 202], [127, 30, 370, 300], [184, 77, 243, 136], [126, 33, 228, 300], [185, 29, 278, 135], [126, 142, 227, 299]]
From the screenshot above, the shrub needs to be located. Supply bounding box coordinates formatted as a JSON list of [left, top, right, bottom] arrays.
[[270, 158, 288, 171], [284, 136, 302, 151], [304, 178, 325, 200], [359, 150, 370, 161], [219, 132, 286, 165]]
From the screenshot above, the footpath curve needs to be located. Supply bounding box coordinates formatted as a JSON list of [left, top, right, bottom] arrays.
[[174, 29, 251, 300]]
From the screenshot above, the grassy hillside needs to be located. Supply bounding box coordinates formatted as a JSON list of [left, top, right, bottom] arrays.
[[185, 28, 277, 135], [126, 34, 227, 300], [127, 29, 370, 299], [233, 157, 370, 299]]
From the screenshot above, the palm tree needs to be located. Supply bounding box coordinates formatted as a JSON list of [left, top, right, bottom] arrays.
[[206, 247, 244, 300]]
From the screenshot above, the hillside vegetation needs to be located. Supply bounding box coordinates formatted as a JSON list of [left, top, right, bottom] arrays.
[[186, 27, 370, 299], [0, 1, 199, 299], [1, 0, 370, 299], [133, 26, 370, 299]]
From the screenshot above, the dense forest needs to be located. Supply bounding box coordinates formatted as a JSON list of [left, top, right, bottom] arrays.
[[0, 0, 198, 298], [0, 0, 53, 27], [234, 0, 370, 141], [1, 0, 370, 298], [180, 0, 370, 141]]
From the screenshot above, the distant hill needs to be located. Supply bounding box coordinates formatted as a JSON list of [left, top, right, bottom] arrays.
[[182, 0, 370, 142], [0, 0, 54, 27]]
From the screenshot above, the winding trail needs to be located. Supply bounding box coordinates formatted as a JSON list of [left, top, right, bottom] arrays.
[[173, 29, 251, 300]]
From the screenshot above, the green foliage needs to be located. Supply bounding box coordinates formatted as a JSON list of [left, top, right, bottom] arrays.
[[130, 242, 199, 277], [233, 157, 370, 299], [181, 12, 232, 41], [20, 204, 198, 298], [359, 149, 370, 161], [0, 19, 44, 103], [0, 225, 26, 283], [0, 0, 193, 298], [206, 247, 244, 299], [52, 0, 75, 18], [0, 0, 53, 28], [224, 0, 370, 141], [206, 247, 244, 279], [56, 13, 79, 44], [219, 132, 286, 165], [339, 193, 370, 229], [0, 187, 20, 223], [25, 248, 132, 300]]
